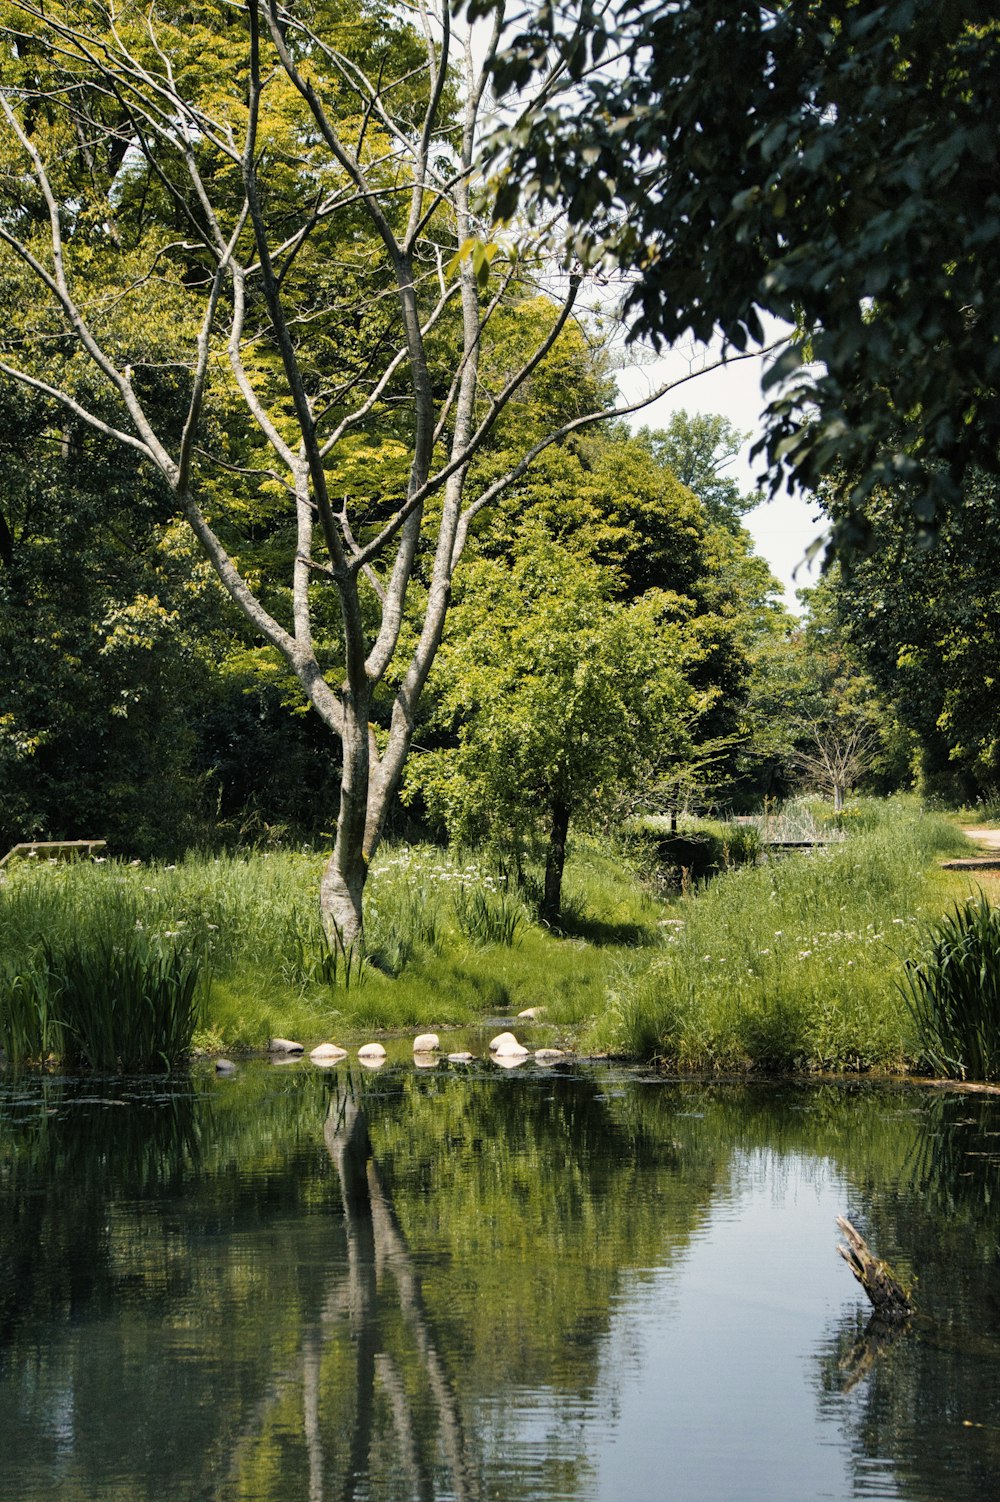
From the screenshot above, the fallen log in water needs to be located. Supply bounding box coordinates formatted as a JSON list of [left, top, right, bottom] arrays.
[[836, 1216, 914, 1322]]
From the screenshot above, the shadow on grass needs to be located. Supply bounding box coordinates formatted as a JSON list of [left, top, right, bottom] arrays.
[[552, 913, 659, 947]]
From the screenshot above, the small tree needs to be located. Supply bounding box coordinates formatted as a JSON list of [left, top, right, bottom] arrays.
[[405, 532, 695, 923], [787, 717, 880, 813]]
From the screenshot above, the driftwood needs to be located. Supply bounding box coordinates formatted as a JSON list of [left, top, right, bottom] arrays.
[[836, 1216, 914, 1322]]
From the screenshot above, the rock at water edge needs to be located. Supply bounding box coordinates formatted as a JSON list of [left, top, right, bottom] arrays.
[[489, 1031, 529, 1057], [310, 1043, 348, 1065], [270, 1037, 305, 1055]]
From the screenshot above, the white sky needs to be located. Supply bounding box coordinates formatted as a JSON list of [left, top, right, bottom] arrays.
[[615, 335, 827, 614]]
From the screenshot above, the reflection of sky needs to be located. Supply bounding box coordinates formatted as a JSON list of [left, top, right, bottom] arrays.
[[485, 1151, 902, 1502]]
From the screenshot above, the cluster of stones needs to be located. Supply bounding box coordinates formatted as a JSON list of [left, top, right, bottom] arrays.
[[215, 1007, 564, 1073]]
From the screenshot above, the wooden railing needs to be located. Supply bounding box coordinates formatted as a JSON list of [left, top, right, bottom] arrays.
[[0, 840, 107, 870]]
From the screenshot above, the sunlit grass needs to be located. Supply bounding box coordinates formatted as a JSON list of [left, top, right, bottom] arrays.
[[901, 891, 1000, 1080], [1, 802, 977, 1072], [0, 836, 662, 1059], [590, 798, 972, 1072]]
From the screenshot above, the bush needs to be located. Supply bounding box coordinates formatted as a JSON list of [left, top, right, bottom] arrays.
[[900, 892, 1000, 1081]]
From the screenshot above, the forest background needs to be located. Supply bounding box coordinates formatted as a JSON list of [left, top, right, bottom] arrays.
[[1, 0, 998, 926]]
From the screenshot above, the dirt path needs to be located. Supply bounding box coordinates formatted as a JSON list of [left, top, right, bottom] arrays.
[[960, 828, 1000, 850], [941, 828, 1000, 871]]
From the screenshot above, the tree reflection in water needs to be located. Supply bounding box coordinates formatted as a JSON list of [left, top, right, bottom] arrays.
[[4, 1070, 1000, 1501], [318, 1072, 477, 1502]]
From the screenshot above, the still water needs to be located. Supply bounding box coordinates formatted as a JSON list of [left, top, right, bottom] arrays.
[[1, 1058, 999, 1501]]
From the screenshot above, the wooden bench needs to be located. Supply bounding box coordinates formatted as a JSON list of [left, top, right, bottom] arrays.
[[0, 840, 107, 870]]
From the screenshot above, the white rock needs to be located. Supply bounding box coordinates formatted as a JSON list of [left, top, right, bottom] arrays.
[[359, 1054, 386, 1070], [535, 1048, 565, 1064], [413, 1033, 440, 1053], [358, 1042, 387, 1061], [517, 1007, 546, 1020], [269, 1037, 304, 1054], [489, 1031, 529, 1057], [215, 1058, 237, 1075], [310, 1043, 348, 1065], [491, 1052, 527, 1069], [447, 1052, 476, 1063]]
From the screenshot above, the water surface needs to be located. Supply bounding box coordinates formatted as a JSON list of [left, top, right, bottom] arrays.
[[2, 1062, 999, 1500]]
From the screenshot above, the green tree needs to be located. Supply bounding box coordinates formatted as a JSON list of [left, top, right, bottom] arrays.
[[825, 471, 1000, 802], [636, 412, 756, 534], [0, 0, 714, 944], [479, 0, 1000, 544], [405, 531, 696, 922], [464, 419, 787, 809]]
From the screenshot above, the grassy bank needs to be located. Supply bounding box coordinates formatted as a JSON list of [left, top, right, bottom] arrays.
[[0, 799, 983, 1071], [591, 798, 971, 1071], [0, 837, 664, 1062]]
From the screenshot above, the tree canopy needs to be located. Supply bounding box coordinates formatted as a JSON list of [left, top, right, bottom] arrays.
[[480, 0, 1000, 547]]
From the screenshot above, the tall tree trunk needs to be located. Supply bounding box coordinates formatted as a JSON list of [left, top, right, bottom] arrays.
[[320, 689, 370, 951], [541, 798, 571, 927]]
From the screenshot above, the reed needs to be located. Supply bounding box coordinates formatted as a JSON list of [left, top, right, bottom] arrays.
[[900, 891, 1000, 1081], [453, 882, 526, 947]]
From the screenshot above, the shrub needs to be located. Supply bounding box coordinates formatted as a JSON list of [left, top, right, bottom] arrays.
[[900, 892, 1000, 1081]]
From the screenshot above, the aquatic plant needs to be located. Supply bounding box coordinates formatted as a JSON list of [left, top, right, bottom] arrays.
[[900, 891, 1000, 1081]]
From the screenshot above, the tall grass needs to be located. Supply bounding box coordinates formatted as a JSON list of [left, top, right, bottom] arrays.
[[900, 892, 1000, 1080], [0, 871, 206, 1068], [593, 799, 971, 1072], [0, 834, 668, 1057]]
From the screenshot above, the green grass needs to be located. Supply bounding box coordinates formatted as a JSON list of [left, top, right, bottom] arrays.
[[590, 797, 972, 1073], [0, 870, 206, 1068], [0, 801, 980, 1073], [0, 837, 663, 1060]]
